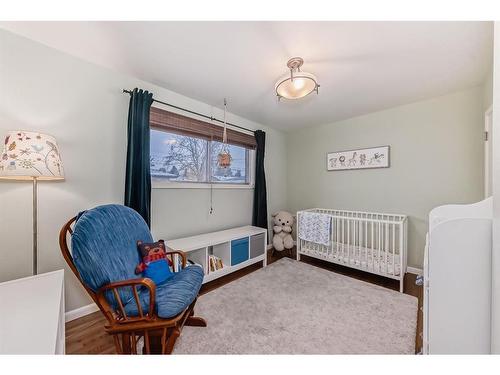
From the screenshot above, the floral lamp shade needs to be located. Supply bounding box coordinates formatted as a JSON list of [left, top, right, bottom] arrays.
[[0, 131, 64, 180]]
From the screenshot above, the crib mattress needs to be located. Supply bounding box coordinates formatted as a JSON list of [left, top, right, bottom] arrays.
[[300, 242, 402, 276]]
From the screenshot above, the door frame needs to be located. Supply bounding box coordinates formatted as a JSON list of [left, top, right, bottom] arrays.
[[485, 105, 493, 198]]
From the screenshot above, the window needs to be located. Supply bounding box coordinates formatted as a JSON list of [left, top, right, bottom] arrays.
[[149, 107, 256, 187], [151, 130, 250, 185]]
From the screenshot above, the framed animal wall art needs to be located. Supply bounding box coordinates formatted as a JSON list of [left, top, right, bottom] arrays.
[[327, 146, 390, 171]]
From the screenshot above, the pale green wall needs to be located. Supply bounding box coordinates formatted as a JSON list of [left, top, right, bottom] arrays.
[[484, 66, 493, 110], [0, 29, 287, 312], [0, 27, 492, 313], [286, 87, 485, 268]]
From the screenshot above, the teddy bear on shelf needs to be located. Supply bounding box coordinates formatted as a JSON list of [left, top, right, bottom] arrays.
[[272, 211, 295, 256]]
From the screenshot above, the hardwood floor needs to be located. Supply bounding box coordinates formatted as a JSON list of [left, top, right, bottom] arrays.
[[65, 248, 423, 354]]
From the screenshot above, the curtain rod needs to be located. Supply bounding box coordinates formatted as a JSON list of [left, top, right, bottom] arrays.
[[122, 89, 254, 134]]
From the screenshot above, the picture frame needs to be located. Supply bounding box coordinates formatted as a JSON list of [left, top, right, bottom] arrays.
[[327, 146, 390, 171]]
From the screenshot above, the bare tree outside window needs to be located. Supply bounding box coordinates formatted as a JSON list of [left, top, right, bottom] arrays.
[[169, 135, 207, 181]]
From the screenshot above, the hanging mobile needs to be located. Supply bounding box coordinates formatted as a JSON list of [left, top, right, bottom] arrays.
[[217, 98, 232, 169], [209, 107, 214, 215]]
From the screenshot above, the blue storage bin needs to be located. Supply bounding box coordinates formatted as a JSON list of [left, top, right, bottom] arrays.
[[231, 237, 249, 266]]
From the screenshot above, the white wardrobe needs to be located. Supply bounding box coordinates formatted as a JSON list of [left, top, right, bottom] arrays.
[[423, 197, 492, 354]]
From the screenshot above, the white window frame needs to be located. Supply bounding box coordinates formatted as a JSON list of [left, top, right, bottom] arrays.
[[151, 130, 256, 190]]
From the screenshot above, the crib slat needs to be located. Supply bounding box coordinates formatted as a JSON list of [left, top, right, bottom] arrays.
[[371, 219, 374, 270], [329, 218, 333, 259], [392, 223, 396, 276], [358, 221, 364, 267], [359, 220, 362, 267], [358, 221, 365, 267], [352, 219, 355, 264], [365, 218, 368, 267], [385, 222, 389, 274], [359, 221, 362, 266], [342, 218, 345, 262], [378, 222, 381, 272], [342, 216, 345, 261], [347, 219, 350, 264], [335, 218, 339, 259], [355, 220, 358, 265]]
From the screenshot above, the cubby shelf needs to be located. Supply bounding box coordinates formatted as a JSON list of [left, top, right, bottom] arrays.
[[166, 226, 268, 284]]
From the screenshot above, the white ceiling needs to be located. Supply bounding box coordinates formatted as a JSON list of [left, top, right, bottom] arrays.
[[1, 21, 493, 130]]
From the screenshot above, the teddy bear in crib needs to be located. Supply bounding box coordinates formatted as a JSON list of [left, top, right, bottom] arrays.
[[272, 211, 295, 255]]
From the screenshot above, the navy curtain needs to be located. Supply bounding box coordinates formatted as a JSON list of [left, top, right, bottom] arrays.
[[124, 88, 154, 227], [252, 130, 268, 230]]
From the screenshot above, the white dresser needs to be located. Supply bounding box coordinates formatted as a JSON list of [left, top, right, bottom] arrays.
[[423, 198, 492, 354], [0, 270, 65, 354]]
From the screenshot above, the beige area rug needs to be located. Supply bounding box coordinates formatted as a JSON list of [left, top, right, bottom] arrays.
[[174, 257, 418, 354]]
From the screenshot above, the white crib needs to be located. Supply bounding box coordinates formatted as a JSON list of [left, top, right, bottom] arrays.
[[297, 208, 408, 292]]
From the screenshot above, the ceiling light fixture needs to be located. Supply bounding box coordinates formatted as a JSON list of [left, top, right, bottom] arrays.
[[275, 57, 319, 101]]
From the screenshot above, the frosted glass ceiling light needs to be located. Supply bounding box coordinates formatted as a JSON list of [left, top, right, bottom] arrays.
[[275, 57, 319, 101]]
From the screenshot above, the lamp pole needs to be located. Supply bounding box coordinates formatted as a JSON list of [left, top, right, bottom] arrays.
[[33, 176, 38, 275]]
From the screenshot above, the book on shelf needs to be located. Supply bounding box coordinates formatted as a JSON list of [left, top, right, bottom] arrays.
[[209, 255, 224, 272]]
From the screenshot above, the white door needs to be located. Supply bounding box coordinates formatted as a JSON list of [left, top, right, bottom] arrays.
[[485, 106, 493, 197]]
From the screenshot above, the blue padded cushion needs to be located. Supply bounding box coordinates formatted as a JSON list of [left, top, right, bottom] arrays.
[[71, 204, 153, 307], [124, 265, 204, 319]]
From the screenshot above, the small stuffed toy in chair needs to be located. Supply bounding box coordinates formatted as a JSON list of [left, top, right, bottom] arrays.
[[135, 240, 173, 285]]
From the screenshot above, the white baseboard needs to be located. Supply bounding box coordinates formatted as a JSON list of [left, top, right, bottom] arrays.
[[65, 302, 99, 322], [406, 266, 423, 275]]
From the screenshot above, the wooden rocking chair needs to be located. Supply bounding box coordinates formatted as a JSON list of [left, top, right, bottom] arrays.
[[59, 204, 206, 354]]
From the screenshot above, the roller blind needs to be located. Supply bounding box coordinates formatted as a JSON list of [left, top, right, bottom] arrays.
[[150, 106, 257, 149]]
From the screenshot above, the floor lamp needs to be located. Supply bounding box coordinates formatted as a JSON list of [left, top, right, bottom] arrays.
[[0, 131, 64, 275]]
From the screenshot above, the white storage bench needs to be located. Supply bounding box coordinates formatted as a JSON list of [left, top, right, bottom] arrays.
[[166, 226, 268, 283]]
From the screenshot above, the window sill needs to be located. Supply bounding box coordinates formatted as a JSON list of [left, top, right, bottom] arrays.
[[152, 182, 255, 190]]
